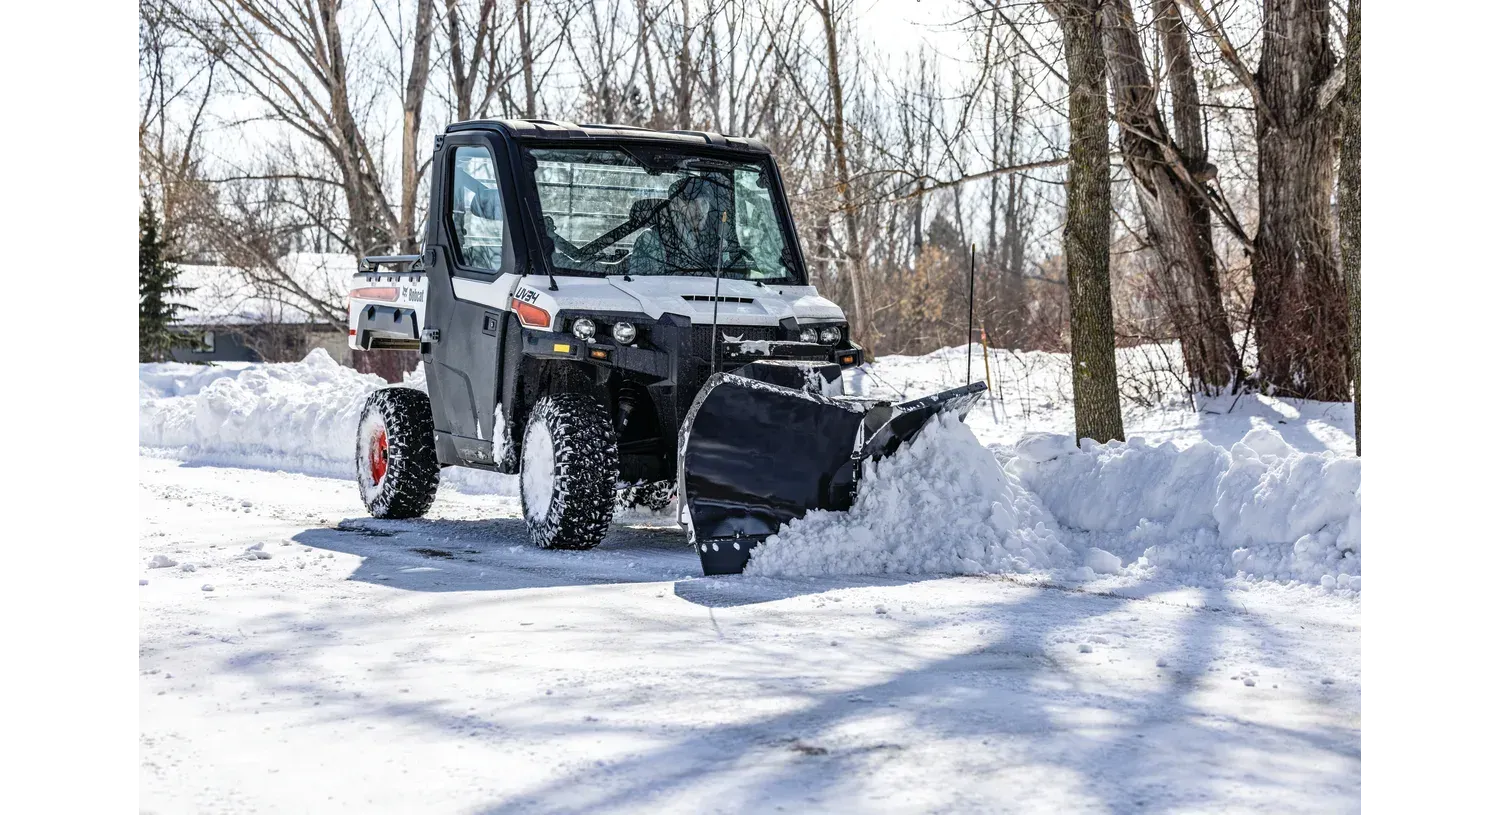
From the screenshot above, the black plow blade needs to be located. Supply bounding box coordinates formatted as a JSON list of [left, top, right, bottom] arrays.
[[678, 374, 987, 575]]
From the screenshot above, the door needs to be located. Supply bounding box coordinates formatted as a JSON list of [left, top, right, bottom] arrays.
[[423, 133, 522, 468]]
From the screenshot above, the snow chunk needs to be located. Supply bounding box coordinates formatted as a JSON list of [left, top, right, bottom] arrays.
[[147, 555, 178, 569], [1014, 432, 1076, 463], [1069, 566, 1096, 582], [1084, 548, 1122, 575], [745, 414, 1071, 578]]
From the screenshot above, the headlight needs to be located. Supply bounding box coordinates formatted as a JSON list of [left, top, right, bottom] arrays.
[[799, 327, 818, 343], [571, 318, 596, 341], [819, 326, 841, 344], [612, 321, 637, 344]]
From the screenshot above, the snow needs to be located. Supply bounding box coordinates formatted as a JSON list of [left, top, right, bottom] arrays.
[[746, 415, 1357, 592], [138, 341, 1359, 810], [520, 413, 555, 511], [140, 348, 510, 494], [139, 343, 1359, 590], [1009, 428, 1360, 589], [746, 414, 1073, 578], [138, 456, 1360, 813], [730, 338, 774, 355]]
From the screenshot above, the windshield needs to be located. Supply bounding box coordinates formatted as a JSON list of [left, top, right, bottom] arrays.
[[526, 147, 802, 283]]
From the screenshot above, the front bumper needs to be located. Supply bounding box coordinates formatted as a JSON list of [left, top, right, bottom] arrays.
[[520, 322, 864, 377]]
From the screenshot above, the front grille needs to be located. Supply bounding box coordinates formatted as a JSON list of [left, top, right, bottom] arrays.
[[691, 325, 777, 359]]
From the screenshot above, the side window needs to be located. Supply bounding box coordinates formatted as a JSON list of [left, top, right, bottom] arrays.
[[450, 145, 504, 272]]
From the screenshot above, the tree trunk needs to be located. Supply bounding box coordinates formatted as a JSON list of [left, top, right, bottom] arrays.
[[1340, 0, 1361, 453], [675, 0, 693, 128], [400, 0, 436, 254], [1156, 0, 1242, 390], [1049, 0, 1124, 443], [1102, 0, 1241, 394], [444, 0, 496, 122], [1252, 0, 1349, 400], [995, 66, 1028, 348], [515, 0, 537, 117], [635, 0, 663, 128], [813, 0, 870, 352]]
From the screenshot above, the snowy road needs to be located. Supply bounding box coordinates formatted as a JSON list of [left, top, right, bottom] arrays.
[[139, 455, 1359, 814]]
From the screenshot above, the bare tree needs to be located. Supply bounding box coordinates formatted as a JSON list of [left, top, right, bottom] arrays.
[[182, 0, 399, 255], [1100, 0, 1242, 394], [441, 0, 494, 120], [140, 0, 221, 254], [808, 0, 871, 349], [1182, 0, 1349, 400], [395, 0, 437, 252], [1047, 0, 1123, 443]]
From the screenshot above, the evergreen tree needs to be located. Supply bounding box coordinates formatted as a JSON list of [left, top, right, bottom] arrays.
[[139, 196, 193, 362]]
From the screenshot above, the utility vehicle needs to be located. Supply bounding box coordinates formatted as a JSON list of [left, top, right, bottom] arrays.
[[349, 119, 981, 574]]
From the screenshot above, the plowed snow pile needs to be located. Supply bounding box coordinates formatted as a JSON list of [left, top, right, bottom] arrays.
[[140, 350, 508, 492], [749, 418, 1360, 590], [745, 414, 1074, 577], [1009, 429, 1361, 589], [140, 349, 389, 477]]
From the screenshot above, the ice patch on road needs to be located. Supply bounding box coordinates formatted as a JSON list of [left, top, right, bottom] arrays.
[[746, 414, 1074, 578]]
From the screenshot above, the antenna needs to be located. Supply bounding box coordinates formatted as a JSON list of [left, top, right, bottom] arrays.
[[966, 243, 977, 384], [708, 209, 729, 373]]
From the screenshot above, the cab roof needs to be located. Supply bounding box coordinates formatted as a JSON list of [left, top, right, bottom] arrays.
[[446, 118, 771, 155]]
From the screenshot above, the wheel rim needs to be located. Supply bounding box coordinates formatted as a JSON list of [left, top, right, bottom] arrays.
[[368, 426, 389, 485]]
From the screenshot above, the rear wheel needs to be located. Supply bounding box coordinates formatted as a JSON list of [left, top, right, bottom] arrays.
[[521, 393, 619, 549], [356, 387, 440, 519], [617, 480, 676, 513]]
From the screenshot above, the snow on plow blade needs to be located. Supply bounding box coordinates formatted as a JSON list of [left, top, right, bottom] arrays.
[[679, 372, 986, 575]]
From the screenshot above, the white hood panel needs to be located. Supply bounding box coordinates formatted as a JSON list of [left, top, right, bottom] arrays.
[[606, 276, 845, 325]]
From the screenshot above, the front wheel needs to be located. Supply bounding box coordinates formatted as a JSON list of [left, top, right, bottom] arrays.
[[520, 394, 620, 549], [356, 387, 440, 519]]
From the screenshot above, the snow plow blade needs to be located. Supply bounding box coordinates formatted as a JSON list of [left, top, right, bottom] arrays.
[[679, 373, 986, 575]]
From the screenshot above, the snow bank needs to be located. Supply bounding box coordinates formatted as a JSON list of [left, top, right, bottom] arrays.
[[139, 361, 251, 400], [1009, 427, 1361, 589], [137, 353, 507, 493], [745, 414, 1073, 578], [139, 349, 388, 478], [747, 417, 1359, 590]]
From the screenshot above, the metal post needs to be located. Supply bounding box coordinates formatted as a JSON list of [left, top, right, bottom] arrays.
[[966, 243, 977, 384]]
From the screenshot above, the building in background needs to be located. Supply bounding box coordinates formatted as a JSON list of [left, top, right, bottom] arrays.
[[169, 253, 418, 383]]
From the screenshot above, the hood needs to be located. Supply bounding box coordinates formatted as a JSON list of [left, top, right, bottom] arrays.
[[606, 275, 846, 325]]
